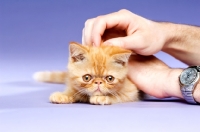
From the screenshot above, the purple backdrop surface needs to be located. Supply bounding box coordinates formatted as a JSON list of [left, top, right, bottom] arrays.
[[1, 0, 200, 132]]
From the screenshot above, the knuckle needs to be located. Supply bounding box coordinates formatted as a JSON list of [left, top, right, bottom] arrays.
[[95, 15, 104, 23], [92, 15, 105, 27], [84, 18, 94, 26], [118, 9, 129, 13]]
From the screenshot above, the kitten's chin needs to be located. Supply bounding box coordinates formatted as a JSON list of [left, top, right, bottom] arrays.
[[91, 91, 104, 96]]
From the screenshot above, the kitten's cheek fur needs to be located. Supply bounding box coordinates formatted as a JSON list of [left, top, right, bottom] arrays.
[[90, 96, 112, 105]]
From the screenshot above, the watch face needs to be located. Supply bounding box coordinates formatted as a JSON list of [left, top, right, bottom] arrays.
[[180, 68, 198, 85]]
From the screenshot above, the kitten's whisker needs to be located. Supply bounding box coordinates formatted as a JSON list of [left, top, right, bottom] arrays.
[[72, 89, 89, 102], [105, 88, 121, 103], [116, 91, 125, 99], [112, 91, 122, 103], [73, 89, 86, 98], [79, 93, 88, 103]]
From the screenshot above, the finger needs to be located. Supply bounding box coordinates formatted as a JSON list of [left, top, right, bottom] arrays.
[[82, 28, 86, 45], [83, 18, 95, 46], [91, 9, 134, 46], [103, 35, 140, 49]]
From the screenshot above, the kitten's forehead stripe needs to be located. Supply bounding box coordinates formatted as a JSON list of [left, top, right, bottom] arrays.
[[92, 48, 107, 77], [87, 46, 129, 77]]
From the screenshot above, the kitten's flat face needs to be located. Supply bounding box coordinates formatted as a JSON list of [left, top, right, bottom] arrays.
[[68, 42, 132, 96]]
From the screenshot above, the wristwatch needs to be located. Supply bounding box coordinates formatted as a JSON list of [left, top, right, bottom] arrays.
[[179, 66, 200, 104]]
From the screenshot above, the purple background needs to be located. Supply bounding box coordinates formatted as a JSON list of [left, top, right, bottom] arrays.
[[1, 0, 200, 132]]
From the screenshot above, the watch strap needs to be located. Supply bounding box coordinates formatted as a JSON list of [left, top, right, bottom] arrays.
[[181, 85, 198, 104]]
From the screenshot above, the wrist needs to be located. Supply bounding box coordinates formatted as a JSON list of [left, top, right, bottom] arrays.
[[160, 23, 200, 65], [193, 84, 200, 103], [165, 68, 183, 99], [159, 22, 178, 52]]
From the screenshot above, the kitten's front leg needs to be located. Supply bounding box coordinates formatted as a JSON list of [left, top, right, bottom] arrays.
[[90, 95, 114, 105], [49, 89, 76, 104]]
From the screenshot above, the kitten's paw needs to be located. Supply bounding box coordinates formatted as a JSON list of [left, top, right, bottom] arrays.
[[49, 92, 74, 104], [90, 96, 112, 105]]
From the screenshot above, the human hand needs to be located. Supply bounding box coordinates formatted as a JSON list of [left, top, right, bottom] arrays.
[[82, 9, 167, 55]]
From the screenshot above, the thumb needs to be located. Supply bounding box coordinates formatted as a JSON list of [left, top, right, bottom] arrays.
[[104, 37, 125, 48], [103, 35, 141, 50]]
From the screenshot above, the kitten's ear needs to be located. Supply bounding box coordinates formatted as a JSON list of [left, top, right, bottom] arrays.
[[112, 51, 132, 66], [69, 42, 87, 62]]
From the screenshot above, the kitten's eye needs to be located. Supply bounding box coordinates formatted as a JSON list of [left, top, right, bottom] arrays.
[[82, 74, 92, 82], [105, 75, 115, 83]]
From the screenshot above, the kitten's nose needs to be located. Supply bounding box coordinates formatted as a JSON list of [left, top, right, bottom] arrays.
[[95, 80, 103, 85]]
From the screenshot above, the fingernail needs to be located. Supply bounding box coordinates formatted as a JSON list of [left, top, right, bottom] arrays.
[[92, 42, 96, 46]]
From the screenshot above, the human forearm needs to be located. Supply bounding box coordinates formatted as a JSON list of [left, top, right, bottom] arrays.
[[161, 23, 200, 65], [128, 54, 200, 102], [128, 55, 183, 99]]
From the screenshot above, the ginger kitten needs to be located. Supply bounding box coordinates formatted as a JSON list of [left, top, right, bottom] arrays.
[[34, 42, 139, 105]]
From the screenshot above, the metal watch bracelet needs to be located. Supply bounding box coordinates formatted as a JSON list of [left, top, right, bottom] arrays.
[[181, 85, 198, 104]]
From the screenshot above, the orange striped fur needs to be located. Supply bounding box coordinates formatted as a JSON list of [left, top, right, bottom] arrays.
[[33, 71, 67, 84], [34, 42, 139, 105]]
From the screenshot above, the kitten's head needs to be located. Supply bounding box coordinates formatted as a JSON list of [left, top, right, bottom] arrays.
[[68, 42, 132, 96]]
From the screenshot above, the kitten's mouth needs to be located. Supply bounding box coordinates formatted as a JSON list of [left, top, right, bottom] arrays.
[[93, 87, 103, 95], [94, 87, 102, 93]]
